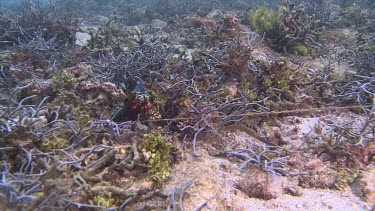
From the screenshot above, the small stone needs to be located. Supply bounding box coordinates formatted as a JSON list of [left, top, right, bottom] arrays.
[[352, 168, 375, 203], [346, 202, 354, 206], [151, 19, 167, 30], [285, 186, 303, 196], [75, 32, 91, 47], [236, 167, 286, 200], [296, 203, 303, 208], [183, 49, 194, 61], [96, 15, 110, 23], [206, 9, 222, 19]]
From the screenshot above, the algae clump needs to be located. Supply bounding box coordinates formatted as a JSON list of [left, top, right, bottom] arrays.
[[248, 5, 285, 42], [93, 193, 115, 208], [41, 136, 69, 151], [141, 132, 171, 186], [288, 43, 309, 55], [52, 71, 76, 91]]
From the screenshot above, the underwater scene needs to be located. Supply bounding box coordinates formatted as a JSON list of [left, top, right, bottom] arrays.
[[0, 0, 374, 210]]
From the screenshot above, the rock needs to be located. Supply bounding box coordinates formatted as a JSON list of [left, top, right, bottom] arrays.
[[304, 159, 324, 170], [320, 28, 357, 48], [236, 166, 287, 200], [75, 32, 91, 47], [151, 19, 167, 30], [88, 15, 110, 24], [206, 9, 223, 19], [80, 25, 99, 33], [44, 179, 70, 195], [263, 126, 285, 145], [285, 186, 303, 196], [295, 203, 304, 208], [183, 49, 194, 61], [299, 166, 337, 189], [352, 168, 375, 203]]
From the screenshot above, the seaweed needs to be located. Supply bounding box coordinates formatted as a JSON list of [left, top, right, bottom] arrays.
[[288, 42, 309, 55], [51, 71, 76, 91], [248, 2, 321, 53], [141, 132, 171, 187], [93, 193, 115, 208], [248, 5, 284, 42]]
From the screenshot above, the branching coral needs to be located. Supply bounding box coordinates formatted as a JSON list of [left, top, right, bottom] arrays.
[[228, 142, 308, 179], [0, 1, 79, 69], [88, 39, 175, 89]]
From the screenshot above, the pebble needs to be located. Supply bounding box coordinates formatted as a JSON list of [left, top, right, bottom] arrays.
[[296, 203, 303, 208], [75, 32, 91, 47], [346, 201, 354, 206], [151, 19, 167, 30]]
